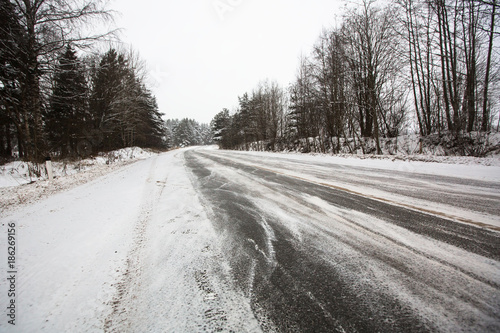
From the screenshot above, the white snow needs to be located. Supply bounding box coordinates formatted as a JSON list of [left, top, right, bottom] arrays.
[[0, 147, 156, 189], [1, 154, 153, 332], [245, 132, 500, 163], [0, 148, 260, 332], [0, 146, 498, 331], [0, 147, 157, 215]]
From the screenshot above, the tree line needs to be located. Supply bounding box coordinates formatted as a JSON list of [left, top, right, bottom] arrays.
[[165, 118, 212, 148], [0, 0, 167, 163], [211, 0, 499, 153]]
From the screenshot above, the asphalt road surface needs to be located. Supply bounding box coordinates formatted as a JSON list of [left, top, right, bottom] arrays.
[[184, 148, 500, 332]]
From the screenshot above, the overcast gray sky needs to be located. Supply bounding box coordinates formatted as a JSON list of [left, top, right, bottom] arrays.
[[110, 0, 343, 124]]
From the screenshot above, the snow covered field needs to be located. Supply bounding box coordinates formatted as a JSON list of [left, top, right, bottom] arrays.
[[0, 146, 499, 331]]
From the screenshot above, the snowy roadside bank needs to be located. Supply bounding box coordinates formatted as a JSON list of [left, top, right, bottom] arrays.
[[237, 132, 500, 163], [0, 147, 158, 214], [0, 147, 157, 188]]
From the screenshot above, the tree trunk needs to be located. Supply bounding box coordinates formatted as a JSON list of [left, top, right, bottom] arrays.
[[482, 0, 496, 132]]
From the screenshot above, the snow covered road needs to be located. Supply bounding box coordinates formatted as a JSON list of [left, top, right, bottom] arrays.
[[1, 147, 499, 332], [1, 149, 259, 332], [185, 148, 500, 332]]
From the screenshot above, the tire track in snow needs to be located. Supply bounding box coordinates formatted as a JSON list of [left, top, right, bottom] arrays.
[[104, 156, 165, 332], [105, 150, 262, 332]]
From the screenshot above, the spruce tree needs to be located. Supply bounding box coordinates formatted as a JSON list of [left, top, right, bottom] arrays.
[[46, 45, 88, 158], [90, 49, 128, 150], [90, 49, 167, 151]]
